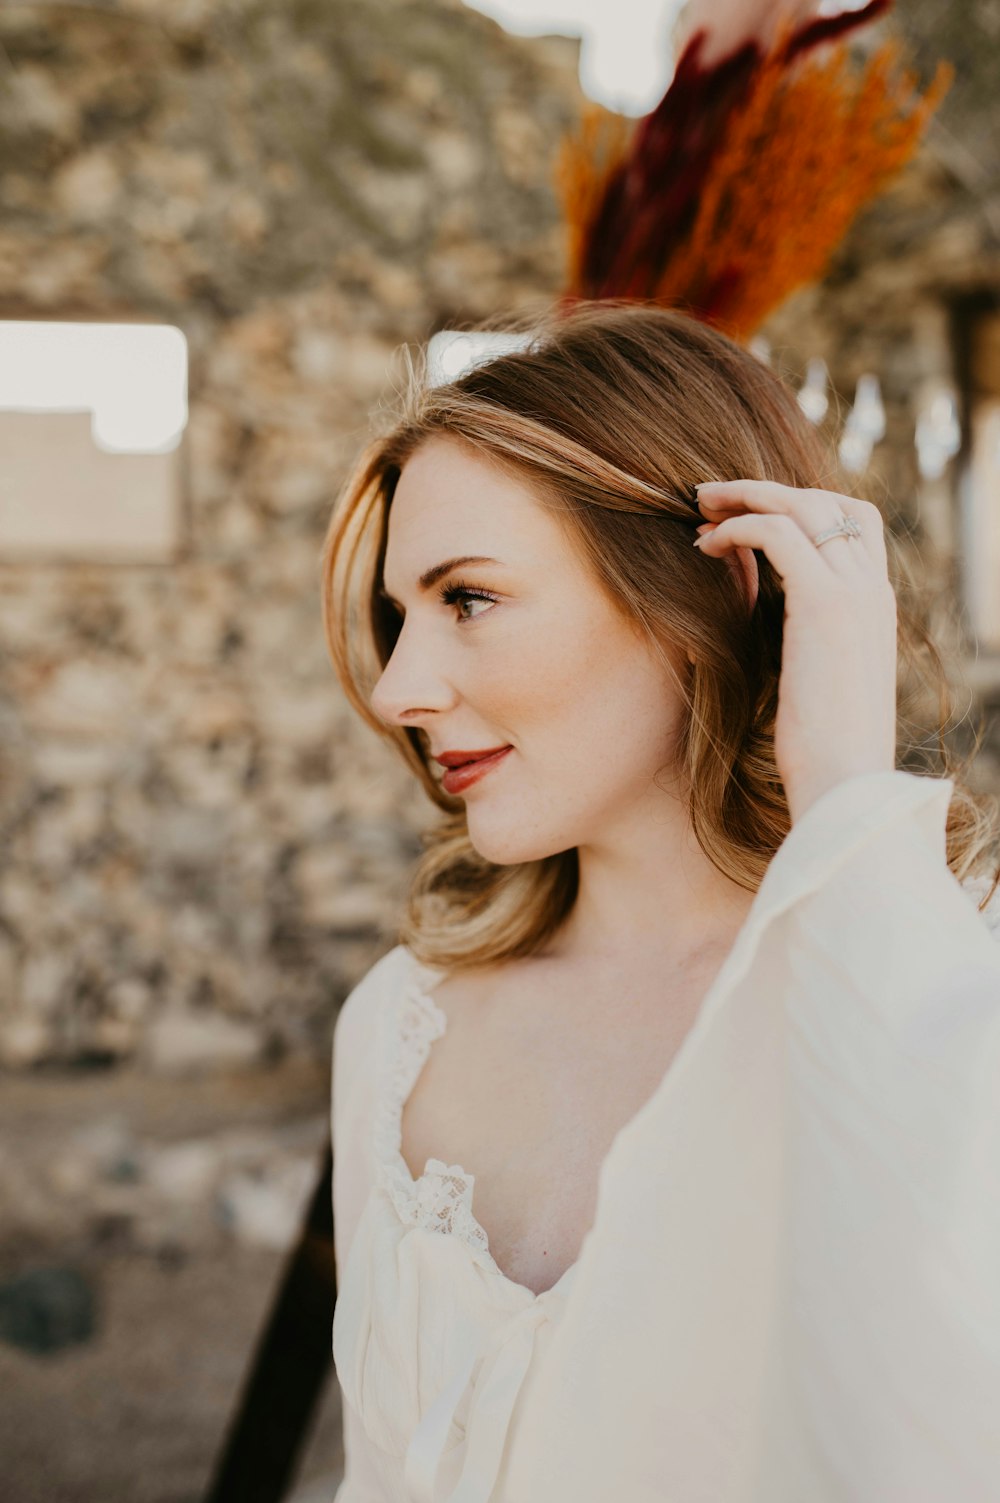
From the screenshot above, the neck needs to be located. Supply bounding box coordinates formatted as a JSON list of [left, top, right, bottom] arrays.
[[548, 788, 757, 970]]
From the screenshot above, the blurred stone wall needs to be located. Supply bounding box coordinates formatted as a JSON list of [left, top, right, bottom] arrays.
[[0, 0, 583, 1069], [1, 0, 998, 1073]]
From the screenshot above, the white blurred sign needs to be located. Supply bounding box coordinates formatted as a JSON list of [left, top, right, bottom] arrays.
[[425, 329, 540, 388], [0, 319, 188, 453]]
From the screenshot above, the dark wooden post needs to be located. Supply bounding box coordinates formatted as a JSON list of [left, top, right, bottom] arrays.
[[202, 1138, 337, 1503]]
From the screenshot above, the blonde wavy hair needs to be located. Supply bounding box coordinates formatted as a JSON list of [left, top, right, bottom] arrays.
[[321, 299, 1000, 970]]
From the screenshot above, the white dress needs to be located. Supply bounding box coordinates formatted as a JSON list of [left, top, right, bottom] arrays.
[[331, 769, 1000, 1503]]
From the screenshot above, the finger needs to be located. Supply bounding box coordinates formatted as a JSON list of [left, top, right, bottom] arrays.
[[694, 521, 760, 612], [696, 480, 885, 570], [697, 478, 851, 511], [694, 510, 853, 589]]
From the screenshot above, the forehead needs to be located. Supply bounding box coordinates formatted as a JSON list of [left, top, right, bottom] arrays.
[[386, 436, 560, 564]]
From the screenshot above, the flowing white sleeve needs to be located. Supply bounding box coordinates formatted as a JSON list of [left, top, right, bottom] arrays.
[[754, 771, 1000, 1500], [331, 947, 401, 1503]]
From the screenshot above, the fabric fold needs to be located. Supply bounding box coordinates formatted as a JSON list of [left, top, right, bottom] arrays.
[[405, 1301, 553, 1503]]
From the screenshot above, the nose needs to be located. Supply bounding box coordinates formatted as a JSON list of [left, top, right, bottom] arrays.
[[369, 621, 458, 729]]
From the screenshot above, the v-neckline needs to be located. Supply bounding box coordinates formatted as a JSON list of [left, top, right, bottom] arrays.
[[385, 954, 582, 1305], [382, 869, 779, 1306]]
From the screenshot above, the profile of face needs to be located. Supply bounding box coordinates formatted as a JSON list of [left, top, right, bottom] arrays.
[[371, 435, 694, 868]]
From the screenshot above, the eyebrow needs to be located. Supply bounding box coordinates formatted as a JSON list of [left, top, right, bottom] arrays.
[[379, 555, 504, 607]]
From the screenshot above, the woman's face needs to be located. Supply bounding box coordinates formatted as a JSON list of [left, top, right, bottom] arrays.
[[371, 435, 692, 866]]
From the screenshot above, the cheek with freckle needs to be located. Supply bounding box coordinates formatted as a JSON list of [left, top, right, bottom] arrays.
[[454, 593, 689, 862]]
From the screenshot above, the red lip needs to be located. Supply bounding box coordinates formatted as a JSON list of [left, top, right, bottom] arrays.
[[433, 746, 512, 768], [437, 745, 513, 794]]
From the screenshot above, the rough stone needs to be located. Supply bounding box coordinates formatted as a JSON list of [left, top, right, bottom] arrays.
[[143, 1009, 266, 1075], [0, 1017, 49, 1069], [215, 1154, 317, 1250], [0, 1265, 97, 1355]]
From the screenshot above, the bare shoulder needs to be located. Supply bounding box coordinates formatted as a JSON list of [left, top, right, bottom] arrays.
[[422, 951, 538, 1019], [419, 949, 610, 1060]]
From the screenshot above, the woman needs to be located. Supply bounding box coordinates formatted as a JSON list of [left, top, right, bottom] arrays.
[[322, 300, 1000, 1502]]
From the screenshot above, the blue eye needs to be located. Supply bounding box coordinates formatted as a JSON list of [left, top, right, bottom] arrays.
[[437, 579, 498, 622]]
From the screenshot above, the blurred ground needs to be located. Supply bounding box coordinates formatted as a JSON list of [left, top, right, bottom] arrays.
[[0, 1063, 345, 1503]]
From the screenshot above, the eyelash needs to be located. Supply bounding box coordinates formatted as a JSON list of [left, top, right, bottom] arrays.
[[437, 578, 499, 622]]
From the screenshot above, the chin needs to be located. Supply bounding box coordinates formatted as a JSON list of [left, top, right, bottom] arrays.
[[466, 817, 568, 868]]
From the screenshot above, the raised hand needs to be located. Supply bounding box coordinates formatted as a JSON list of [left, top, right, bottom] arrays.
[[693, 480, 898, 826]]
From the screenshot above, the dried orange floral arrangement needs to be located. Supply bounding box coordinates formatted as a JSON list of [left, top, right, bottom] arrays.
[[554, 0, 952, 340]]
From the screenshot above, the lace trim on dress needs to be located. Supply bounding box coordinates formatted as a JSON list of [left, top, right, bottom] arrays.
[[373, 953, 493, 1263]]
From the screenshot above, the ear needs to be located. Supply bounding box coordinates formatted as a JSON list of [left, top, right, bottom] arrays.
[[687, 539, 761, 664], [728, 545, 760, 614], [694, 523, 759, 615], [685, 541, 757, 658]]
